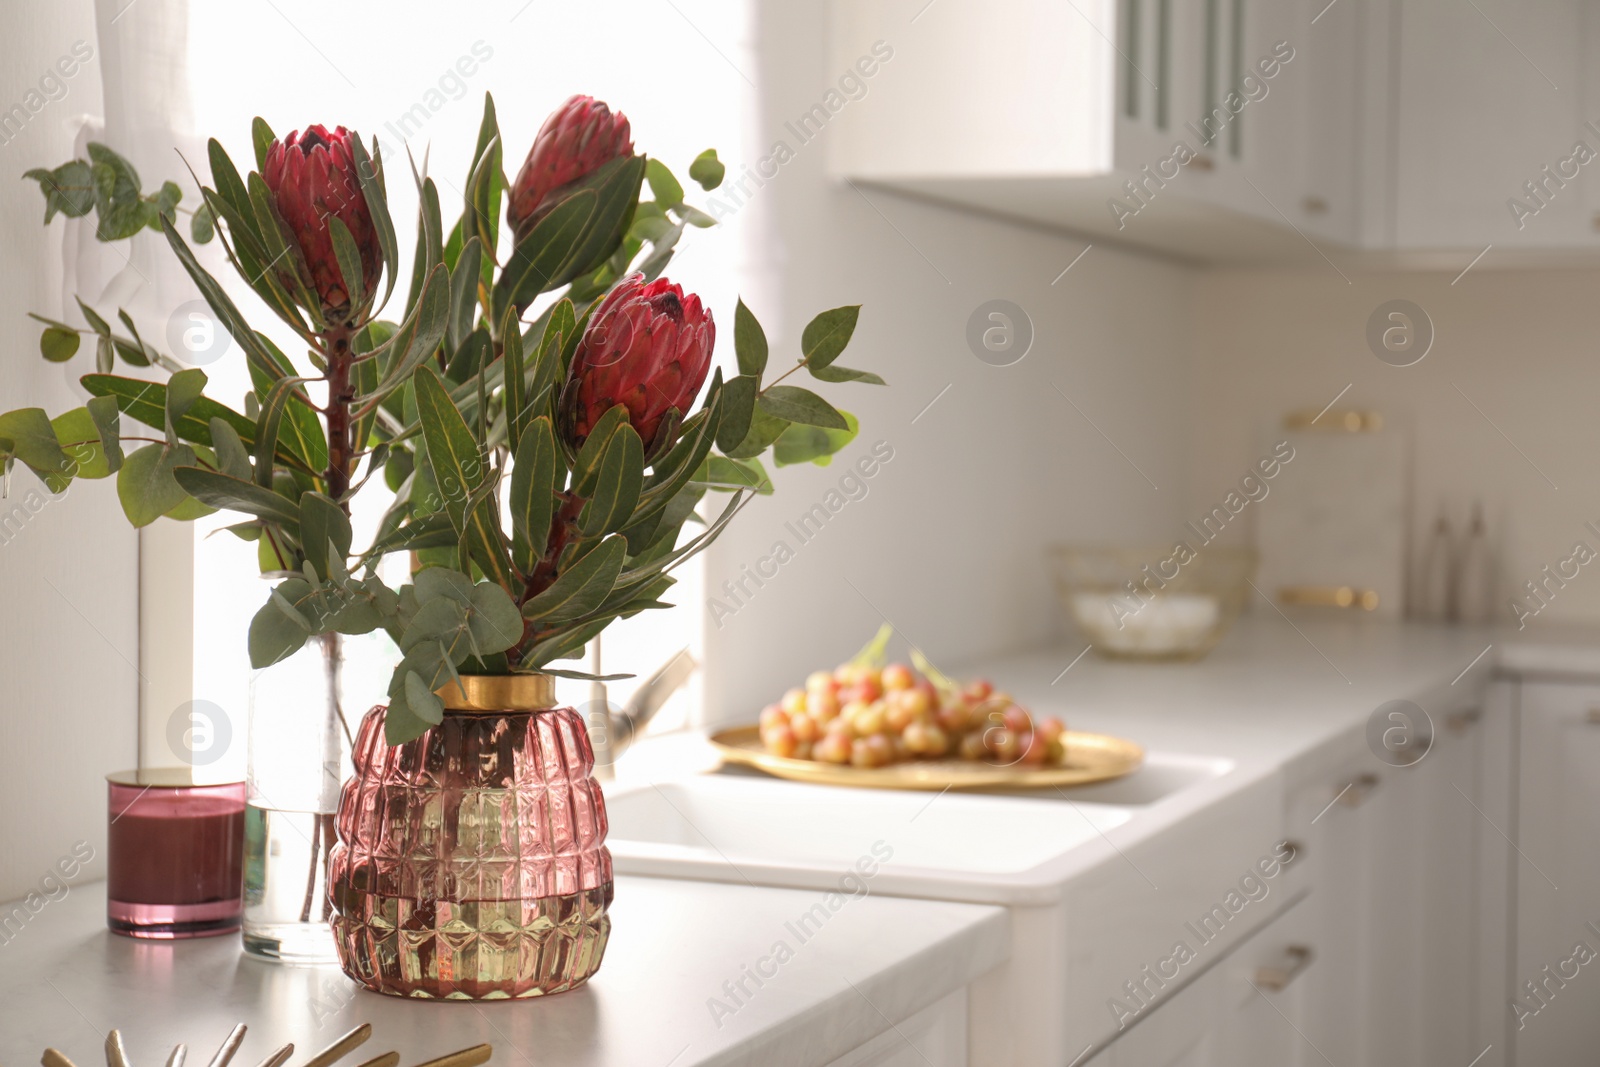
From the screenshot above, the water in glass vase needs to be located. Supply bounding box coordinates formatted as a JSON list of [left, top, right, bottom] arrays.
[[242, 804, 339, 962], [245, 631, 386, 964]]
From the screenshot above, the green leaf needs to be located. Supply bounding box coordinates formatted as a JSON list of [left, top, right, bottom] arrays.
[[573, 405, 631, 495], [521, 618, 611, 669], [249, 591, 311, 668], [117, 443, 192, 527], [355, 264, 450, 412], [253, 374, 313, 488], [251, 116, 276, 171], [163, 494, 217, 521], [447, 236, 482, 353], [696, 455, 774, 493], [678, 205, 717, 228], [467, 581, 524, 655], [348, 137, 398, 311], [40, 327, 80, 363], [758, 385, 848, 430], [645, 158, 685, 207], [494, 189, 597, 317], [48, 408, 111, 483], [510, 417, 558, 574], [76, 298, 111, 337], [87, 143, 144, 241], [327, 215, 367, 310], [82, 374, 257, 455], [734, 299, 768, 377], [209, 417, 251, 480], [205, 139, 259, 245], [171, 466, 301, 527], [165, 368, 208, 436], [800, 305, 861, 371], [152, 181, 183, 228], [366, 512, 458, 557], [406, 176, 444, 318], [689, 149, 726, 191], [521, 535, 627, 622], [26, 161, 96, 222], [725, 407, 789, 460], [0, 408, 69, 483], [190, 201, 215, 243], [87, 395, 124, 474], [528, 299, 576, 404], [413, 367, 514, 591], [808, 363, 886, 385], [503, 307, 527, 453], [300, 493, 352, 581], [773, 411, 860, 467], [403, 670, 447, 726], [580, 423, 644, 536], [401, 595, 468, 651], [247, 338, 327, 472], [715, 374, 758, 454]]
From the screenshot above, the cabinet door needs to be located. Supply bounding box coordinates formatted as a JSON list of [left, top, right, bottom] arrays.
[[1284, 710, 1489, 1067], [1096, 894, 1313, 1067], [1394, 0, 1590, 250], [1514, 681, 1600, 1065]]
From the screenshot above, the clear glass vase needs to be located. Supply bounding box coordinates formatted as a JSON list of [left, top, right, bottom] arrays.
[[243, 633, 355, 963], [329, 674, 613, 999]]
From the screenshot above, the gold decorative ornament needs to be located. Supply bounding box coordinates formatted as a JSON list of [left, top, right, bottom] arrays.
[[435, 673, 557, 712], [42, 1023, 491, 1067]]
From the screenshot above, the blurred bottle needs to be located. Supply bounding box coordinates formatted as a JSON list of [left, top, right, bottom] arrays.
[[1418, 511, 1456, 622], [1456, 503, 1493, 624]]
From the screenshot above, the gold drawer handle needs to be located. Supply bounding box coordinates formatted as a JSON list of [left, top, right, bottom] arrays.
[[1338, 773, 1380, 808], [1279, 585, 1380, 611], [1587, 707, 1600, 725], [1255, 945, 1314, 991]]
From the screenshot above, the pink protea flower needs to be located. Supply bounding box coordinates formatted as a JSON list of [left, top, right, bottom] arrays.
[[562, 274, 714, 453], [507, 95, 634, 241], [262, 125, 382, 321]]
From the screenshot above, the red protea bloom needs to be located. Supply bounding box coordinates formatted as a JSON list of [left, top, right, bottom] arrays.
[[562, 274, 714, 453], [262, 125, 382, 321], [507, 95, 633, 241]]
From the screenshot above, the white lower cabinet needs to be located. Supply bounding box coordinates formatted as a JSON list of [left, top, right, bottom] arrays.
[[1085, 893, 1313, 1066], [826, 989, 968, 1067], [1511, 680, 1600, 1066], [1088, 688, 1500, 1066]]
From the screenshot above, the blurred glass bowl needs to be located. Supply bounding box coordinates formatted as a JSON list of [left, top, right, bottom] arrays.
[[1047, 545, 1259, 661]]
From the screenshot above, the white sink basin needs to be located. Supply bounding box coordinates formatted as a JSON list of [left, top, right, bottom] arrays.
[[603, 751, 1232, 904]]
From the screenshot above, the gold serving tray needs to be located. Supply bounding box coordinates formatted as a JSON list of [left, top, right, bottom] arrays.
[[709, 725, 1144, 791]]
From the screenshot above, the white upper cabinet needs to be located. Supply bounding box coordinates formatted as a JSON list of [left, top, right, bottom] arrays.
[[829, 0, 1322, 263], [828, 0, 1600, 262]]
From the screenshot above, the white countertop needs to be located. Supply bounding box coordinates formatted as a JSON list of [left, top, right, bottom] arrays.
[[960, 614, 1600, 769], [0, 877, 1007, 1067]]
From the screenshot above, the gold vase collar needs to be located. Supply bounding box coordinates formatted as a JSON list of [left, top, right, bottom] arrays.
[[436, 673, 557, 712]]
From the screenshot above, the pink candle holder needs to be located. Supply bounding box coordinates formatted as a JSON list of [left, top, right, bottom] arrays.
[[106, 770, 247, 939]]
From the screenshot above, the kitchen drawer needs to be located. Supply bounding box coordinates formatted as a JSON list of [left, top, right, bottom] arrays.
[[1089, 891, 1315, 1066], [824, 988, 967, 1067]]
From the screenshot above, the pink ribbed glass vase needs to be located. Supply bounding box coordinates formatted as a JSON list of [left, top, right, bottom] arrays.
[[329, 674, 613, 999]]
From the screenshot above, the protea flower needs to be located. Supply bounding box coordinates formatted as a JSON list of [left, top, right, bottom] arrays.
[[507, 95, 633, 241], [262, 125, 382, 322], [561, 274, 714, 453]]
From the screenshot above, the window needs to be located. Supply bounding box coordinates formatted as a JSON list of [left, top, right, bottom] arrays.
[[168, 0, 749, 772]]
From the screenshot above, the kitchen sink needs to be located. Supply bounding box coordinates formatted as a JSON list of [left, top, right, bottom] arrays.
[[603, 750, 1233, 903]]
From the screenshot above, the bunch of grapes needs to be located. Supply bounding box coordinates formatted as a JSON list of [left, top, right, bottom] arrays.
[[757, 661, 1067, 769]]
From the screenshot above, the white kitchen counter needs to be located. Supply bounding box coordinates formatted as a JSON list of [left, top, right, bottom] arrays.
[[0, 876, 1007, 1067]]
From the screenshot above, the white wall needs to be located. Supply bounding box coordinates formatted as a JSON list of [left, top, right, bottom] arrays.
[[701, 0, 1198, 726], [0, 5, 134, 902], [1187, 266, 1600, 630]]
